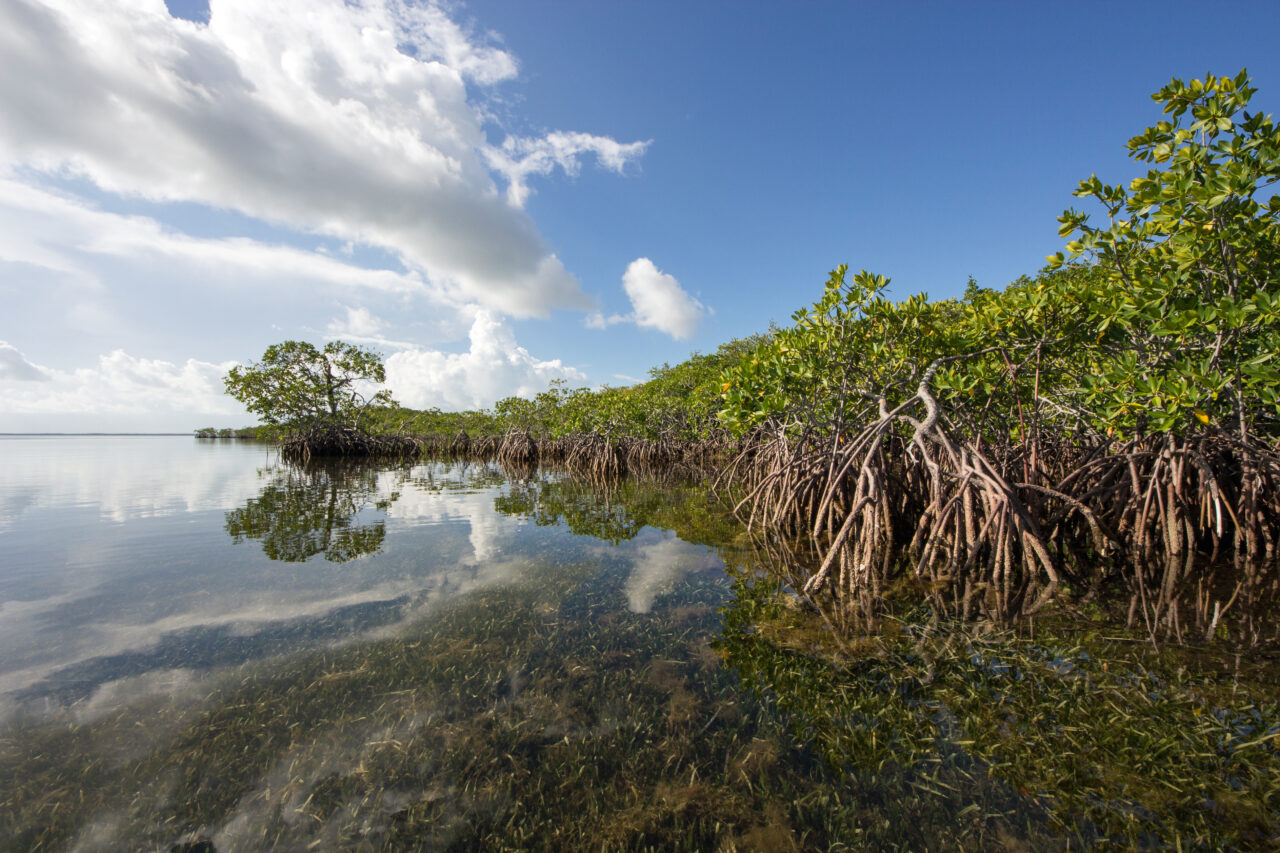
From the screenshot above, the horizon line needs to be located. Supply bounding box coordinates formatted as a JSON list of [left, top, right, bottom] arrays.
[[0, 432, 202, 436]]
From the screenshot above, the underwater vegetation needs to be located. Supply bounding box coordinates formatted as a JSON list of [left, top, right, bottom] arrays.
[[0, 556, 1053, 850], [720, 564, 1280, 849], [2, 465, 1072, 852], [4, 460, 1277, 849]]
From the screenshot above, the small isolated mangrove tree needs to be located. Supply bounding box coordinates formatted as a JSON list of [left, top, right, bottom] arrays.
[[717, 70, 1280, 642], [224, 340, 413, 459]]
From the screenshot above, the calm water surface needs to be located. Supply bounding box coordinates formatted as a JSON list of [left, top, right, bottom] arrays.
[[0, 437, 1048, 851], [0, 438, 718, 712]]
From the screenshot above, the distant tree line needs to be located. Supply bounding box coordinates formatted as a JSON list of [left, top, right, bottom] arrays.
[[194, 426, 273, 439]]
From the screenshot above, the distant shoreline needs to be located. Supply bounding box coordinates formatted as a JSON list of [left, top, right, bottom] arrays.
[[0, 433, 197, 437]]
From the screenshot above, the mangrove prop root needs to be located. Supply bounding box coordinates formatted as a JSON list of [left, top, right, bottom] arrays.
[[285, 426, 739, 483], [716, 416, 1280, 644], [281, 425, 422, 462]]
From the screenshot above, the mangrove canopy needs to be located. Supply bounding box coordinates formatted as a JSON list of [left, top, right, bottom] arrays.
[[224, 340, 394, 430]]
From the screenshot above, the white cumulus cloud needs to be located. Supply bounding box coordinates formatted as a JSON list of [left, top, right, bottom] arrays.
[[324, 306, 416, 350], [0, 348, 244, 430], [0, 0, 646, 317], [331, 306, 386, 339], [0, 179, 449, 374], [0, 341, 51, 381], [385, 311, 585, 410], [0, 179, 433, 297], [588, 258, 706, 340]]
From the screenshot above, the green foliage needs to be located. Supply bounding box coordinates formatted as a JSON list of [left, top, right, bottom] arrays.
[[632, 337, 770, 440], [722, 70, 1280, 442], [718, 266, 967, 436], [224, 341, 394, 430], [1049, 69, 1280, 436], [494, 379, 598, 436], [487, 337, 765, 442], [361, 404, 501, 437], [194, 425, 277, 439]]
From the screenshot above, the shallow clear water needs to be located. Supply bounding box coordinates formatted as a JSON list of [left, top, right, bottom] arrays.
[[0, 437, 1060, 850], [0, 437, 725, 720]]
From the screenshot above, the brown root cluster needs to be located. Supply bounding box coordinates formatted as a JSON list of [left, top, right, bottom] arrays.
[[718, 410, 1280, 645], [281, 425, 421, 463], [284, 425, 737, 483]]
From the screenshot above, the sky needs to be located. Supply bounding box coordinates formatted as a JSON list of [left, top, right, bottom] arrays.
[[1, 0, 1278, 432]]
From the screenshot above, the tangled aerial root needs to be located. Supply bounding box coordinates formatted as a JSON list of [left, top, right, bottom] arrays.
[[282, 425, 737, 483], [281, 425, 421, 463], [717, 409, 1280, 646]]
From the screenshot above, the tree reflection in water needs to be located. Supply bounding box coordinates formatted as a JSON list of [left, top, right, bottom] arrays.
[[225, 460, 402, 562], [494, 475, 661, 544]]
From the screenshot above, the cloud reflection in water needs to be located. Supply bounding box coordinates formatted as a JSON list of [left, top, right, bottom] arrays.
[[0, 443, 721, 728]]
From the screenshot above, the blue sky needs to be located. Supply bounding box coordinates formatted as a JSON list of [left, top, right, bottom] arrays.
[[1, 0, 1278, 431]]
